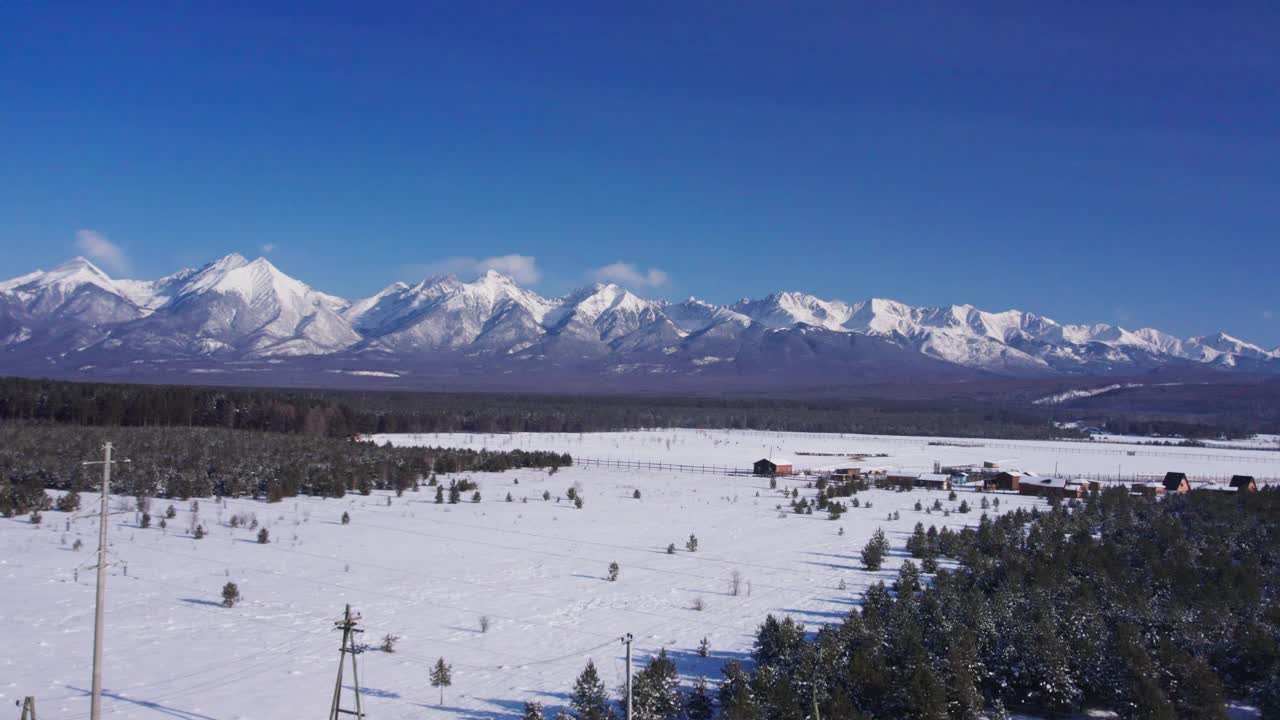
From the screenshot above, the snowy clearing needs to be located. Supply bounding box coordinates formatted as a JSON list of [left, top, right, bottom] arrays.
[[6, 428, 1272, 719], [376, 428, 1280, 483]]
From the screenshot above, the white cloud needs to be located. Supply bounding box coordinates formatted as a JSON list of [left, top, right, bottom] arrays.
[[590, 261, 670, 288], [407, 254, 541, 284], [73, 229, 130, 275], [1264, 309, 1274, 321], [260, 243, 277, 254]]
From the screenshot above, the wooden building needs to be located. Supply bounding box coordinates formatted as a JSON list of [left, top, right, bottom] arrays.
[[915, 473, 953, 490], [1018, 476, 1087, 499], [754, 458, 794, 476], [1163, 472, 1191, 494], [984, 471, 1021, 492], [1230, 475, 1258, 492]]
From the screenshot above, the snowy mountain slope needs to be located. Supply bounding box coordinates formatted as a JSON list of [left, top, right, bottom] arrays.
[[0, 254, 1275, 383]]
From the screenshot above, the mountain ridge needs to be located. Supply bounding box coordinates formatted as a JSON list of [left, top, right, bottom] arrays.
[[1, 254, 1275, 387]]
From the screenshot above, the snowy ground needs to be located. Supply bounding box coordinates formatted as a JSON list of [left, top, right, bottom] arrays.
[[376, 428, 1280, 483], [4, 429, 1269, 719]]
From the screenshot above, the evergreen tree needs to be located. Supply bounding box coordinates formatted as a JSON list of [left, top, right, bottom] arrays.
[[718, 660, 761, 720], [257, 527, 270, 544], [430, 657, 453, 704], [944, 630, 984, 720], [632, 648, 681, 720], [522, 701, 545, 720], [608, 562, 620, 582], [570, 659, 614, 720], [435, 486, 444, 504], [686, 675, 714, 720], [56, 489, 81, 512], [221, 581, 240, 607], [861, 528, 888, 570]]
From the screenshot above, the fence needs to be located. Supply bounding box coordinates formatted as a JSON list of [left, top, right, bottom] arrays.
[[575, 457, 1278, 488], [576, 457, 753, 475]]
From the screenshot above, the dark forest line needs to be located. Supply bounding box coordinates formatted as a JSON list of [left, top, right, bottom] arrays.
[[0, 376, 1084, 439], [0, 422, 570, 516]]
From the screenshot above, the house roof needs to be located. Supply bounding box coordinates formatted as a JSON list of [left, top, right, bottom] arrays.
[[1230, 475, 1256, 488], [1163, 472, 1189, 490], [917, 473, 952, 482], [756, 457, 794, 466]]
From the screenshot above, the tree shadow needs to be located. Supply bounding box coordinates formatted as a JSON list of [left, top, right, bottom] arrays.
[[179, 597, 223, 608]]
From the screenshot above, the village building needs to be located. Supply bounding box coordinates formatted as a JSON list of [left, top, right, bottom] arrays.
[[753, 457, 794, 476], [1018, 476, 1088, 499], [1163, 472, 1191, 494], [1230, 475, 1258, 492], [984, 471, 1022, 492], [915, 473, 953, 490]]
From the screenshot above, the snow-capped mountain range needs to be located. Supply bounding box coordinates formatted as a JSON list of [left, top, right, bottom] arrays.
[[2, 254, 1277, 388]]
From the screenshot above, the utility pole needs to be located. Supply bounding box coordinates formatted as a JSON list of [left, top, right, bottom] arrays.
[[20, 696, 36, 720], [82, 442, 127, 720], [621, 633, 633, 720], [329, 605, 365, 720]]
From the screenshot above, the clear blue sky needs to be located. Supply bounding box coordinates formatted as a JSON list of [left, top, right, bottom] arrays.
[[2, 3, 1277, 345]]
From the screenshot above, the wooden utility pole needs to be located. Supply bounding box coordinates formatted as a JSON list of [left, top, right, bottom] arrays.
[[621, 633, 633, 720], [82, 442, 127, 720], [328, 605, 365, 720], [19, 696, 36, 720]]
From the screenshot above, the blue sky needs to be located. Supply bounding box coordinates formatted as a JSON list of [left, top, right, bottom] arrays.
[[2, 3, 1277, 344]]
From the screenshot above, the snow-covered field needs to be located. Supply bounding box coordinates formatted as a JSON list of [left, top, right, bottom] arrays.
[[5, 429, 1272, 719], [377, 428, 1280, 482]]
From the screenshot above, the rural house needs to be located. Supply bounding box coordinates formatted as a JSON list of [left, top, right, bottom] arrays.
[[1230, 475, 1258, 492], [1163, 472, 1191, 494], [754, 458, 794, 476]]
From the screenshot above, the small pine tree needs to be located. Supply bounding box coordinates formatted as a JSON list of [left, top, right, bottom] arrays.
[[633, 489, 642, 500], [221, 581, 240, 607], [381, 633, 399, 653], [632, 648, 681, 720], [574, 496, 584, 509], [914, 500, 923, 511], [948, 490, 957, 501], [686, 534, 699, 552], [341, 511, 351, 524], [430, 657, 453, 704], [140, 512, 151, 529], [193, 524, 205, 539], [506, 492, 514, 502], [957, 499, 970, 513], [543, 490, 551, 501], [30, 510, 42, 525], [472, 490, 482, 503], [570, 659, 614, 720], [165, 504, 176, 519], [57, 490, 81, 512], [667, 543, 676, 555], [861, 528, 888, 570], [522, 701, 545, 720], [73, 538, 84, 551], [257, 527, 270, 544], [686, 675, 714, 720], [697, 637, 710, 657], [449, 486, 461, 504], [608, 562, 620, 582]]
